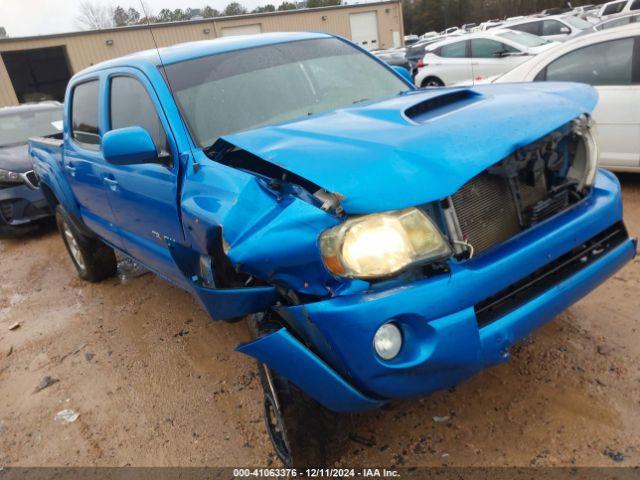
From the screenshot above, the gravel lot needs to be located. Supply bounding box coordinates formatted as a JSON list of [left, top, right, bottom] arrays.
[[1, 174, 638, 468]]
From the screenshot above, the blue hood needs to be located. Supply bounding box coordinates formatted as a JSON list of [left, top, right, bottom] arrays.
[[222, 82, 598, 214]]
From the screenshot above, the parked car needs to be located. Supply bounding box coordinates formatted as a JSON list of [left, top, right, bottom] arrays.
[[414, 29, 558, 87], [540, 7, 572, 16], [405, 36, 446, 73], [597, 0, 640, 18], [0, 102, 61, 236], [404, 34, 419, 46], [495, 24, 640, 171], [29, 32, 636, 467], [577, 11, 640, 34], [372, 47, 408, 68], [503, 13, 593, 41]]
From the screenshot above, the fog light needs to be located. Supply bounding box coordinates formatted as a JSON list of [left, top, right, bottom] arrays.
[[374, 323, 402, 360]]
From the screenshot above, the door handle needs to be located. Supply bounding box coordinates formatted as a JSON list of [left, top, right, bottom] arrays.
[[64, 164, 77, 177], [103, 177, 119, 191]]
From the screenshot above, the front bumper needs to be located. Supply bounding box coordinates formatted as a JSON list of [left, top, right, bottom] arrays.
[[0, 182, 50, 234], [239, 170, 636, 412]]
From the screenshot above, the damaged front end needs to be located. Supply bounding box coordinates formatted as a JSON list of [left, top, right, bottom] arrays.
[[171, 83, 634, 412]]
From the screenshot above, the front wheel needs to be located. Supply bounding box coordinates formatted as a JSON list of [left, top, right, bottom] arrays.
[[55, 205, 117, 282], [249, 314, 332, 467]]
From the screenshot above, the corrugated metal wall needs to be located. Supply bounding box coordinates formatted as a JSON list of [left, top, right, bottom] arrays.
[[0, 1, 403, 106]]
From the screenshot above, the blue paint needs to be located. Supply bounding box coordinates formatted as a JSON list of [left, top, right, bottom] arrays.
[[28, 33, 635, 413]]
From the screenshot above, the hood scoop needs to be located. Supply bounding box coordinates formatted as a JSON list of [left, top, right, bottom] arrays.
[[405, 89, 483, 124]]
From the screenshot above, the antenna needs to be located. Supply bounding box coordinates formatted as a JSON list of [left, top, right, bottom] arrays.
[[138, 0, 200, 171]]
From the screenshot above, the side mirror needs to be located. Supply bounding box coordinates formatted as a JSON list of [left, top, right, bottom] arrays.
[[103, 126, 161, 166], [392, 65, 413, 83], [560, 26, 571, 34]]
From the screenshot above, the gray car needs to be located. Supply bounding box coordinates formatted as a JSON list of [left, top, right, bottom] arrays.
[[0, 102, 62, 236]]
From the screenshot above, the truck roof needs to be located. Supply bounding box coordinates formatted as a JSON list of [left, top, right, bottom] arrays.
[[79, 31, 332, 76]]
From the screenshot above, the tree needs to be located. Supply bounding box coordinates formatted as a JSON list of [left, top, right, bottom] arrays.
[[307, 0, 341, 7], [112, 6, 141, 26], [76, 0, 114, 30], [277, 1, 297, 10], [253, 4, 276, 13], [202, 5, 220, 17], [156, 8, 191, 22], [223, 2, 248, 16]]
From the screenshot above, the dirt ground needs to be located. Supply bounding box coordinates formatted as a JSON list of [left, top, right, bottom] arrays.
[[1, 174, 638, 468]]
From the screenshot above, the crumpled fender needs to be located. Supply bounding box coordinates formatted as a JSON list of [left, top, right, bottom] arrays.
[[236, 328, 383, 413]]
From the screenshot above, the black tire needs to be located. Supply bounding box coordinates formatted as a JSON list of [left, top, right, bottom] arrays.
[[249, 313, 332, 468], [55, 205, 117, 282], [421, 76, 445, 87]]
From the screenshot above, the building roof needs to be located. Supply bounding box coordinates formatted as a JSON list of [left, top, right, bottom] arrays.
[[0, 1, 399, 44]]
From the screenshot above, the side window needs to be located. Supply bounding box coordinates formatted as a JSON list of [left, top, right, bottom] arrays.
[[510, 22, 540, 35], [471, 39, 518, 58], [71, 80, 100, 147], [109, 76, 169, 156], [542, 20, 567, 36], [601, 16, 633, 30], [603, 1, 626, 15], [632, 0, 640, 10], [439, 41, 467, 58], [545, 37, 635, 86]]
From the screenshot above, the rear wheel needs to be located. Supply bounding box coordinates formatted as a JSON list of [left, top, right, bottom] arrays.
[[249, 313, 332, 468], [421, 76, 445, 87], [55, 205, 117, 282]]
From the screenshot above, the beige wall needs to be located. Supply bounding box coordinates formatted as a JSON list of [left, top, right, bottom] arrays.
[[0, 1, 403, 107]]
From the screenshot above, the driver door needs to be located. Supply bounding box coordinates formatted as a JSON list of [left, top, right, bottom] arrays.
[[101, 69, 186, 280]]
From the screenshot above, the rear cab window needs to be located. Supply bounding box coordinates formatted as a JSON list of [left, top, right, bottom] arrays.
[[71, 80, 100, 148]]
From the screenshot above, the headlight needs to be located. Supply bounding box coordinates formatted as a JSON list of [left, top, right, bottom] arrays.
[[570, 115, 597, 191], [0, 168, 23, 185], [320, 207, 452, 279]]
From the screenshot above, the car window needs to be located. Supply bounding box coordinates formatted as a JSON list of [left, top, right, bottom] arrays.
[[471, 39, 518, 57], [509, 21, 541, 35], [603, 1, 626, 15], [632, 0, 640, 10], [71, 80, 100, 147], [0, 107, 62, 147], [599, 16, 634, 29], [439, 41, 467, 58], [498, 31, 550, 47], [542, 19, 568, 35], [543, 37, 634, 85], [109, 76, 168, 155]]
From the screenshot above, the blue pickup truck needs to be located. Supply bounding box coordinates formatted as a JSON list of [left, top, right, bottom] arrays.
[[29, 32, 636, 466]]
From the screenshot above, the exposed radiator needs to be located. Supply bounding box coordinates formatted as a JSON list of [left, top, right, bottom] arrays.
[[451, 172, 520, 255]]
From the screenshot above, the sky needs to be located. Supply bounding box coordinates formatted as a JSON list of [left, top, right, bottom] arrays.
[[3, 0, 364, 38]]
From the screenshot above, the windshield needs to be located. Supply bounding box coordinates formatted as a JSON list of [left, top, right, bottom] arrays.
[[563, 15, 593, 29], [498, 30, 551, 47], [0, 107, 62, 147], [164, 38, 409, 148]]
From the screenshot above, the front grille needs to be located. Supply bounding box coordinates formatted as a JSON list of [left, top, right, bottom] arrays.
[[451, 172, 520, 254], [474, 222, 628, 327]]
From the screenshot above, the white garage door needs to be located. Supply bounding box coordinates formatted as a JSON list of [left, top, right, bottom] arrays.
[[221, 24, 262, 37], [349, 11, 379, 50]]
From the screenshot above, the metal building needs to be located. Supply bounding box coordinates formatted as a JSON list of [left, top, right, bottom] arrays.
[[0, 0, 403, 107]]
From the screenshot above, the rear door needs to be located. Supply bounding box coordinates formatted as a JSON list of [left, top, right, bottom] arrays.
[[539, 36, 640, 169], [469, 38, 521, 80], [64, 77, 122, 246], [103, 69, 186, 279], [429, 40, 472, 85]]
